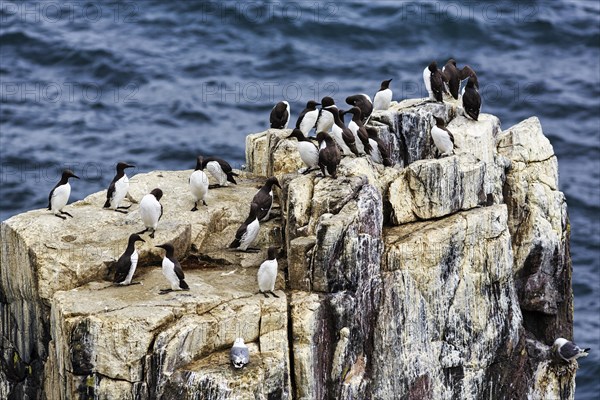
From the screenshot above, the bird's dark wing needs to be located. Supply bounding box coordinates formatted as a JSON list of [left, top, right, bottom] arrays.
[[173, 258, 185, 281], [559, 342, 580, 360], [215, 158, 233, 174], [295, 108, 309, 128], [252, 189, 272, 220], [159, 203, 163, 221], [104, 179, 117, 208], [113, 253, 131, 283]]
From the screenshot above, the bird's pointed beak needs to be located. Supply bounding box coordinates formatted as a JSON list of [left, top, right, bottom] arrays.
[[72, 174, 80, 179], [139, 238, 146, 243], [315, 102, 321, 106], [126, 164, 135, 169]]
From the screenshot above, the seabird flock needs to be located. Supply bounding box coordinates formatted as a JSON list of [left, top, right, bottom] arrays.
[[43, 60, 589, 369]]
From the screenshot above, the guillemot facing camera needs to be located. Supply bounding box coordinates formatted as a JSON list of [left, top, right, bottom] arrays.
[[137, 188, 163, 238], [345, 94, 373, 122], [189, 156, 209, 211], [230, 338, 250, 369], [553, 338, 590, 362], [462, 75, 481, 121], [287, 128, 319, 174], [423, 61, 447, 102], [343, 107, 372, 155], [104, 162, 134, 213], [229, 202, 261, 252], [257, 246, 279, 298], [201, 156, 238, 187], [252, 177, 281, 222], [296, 100, 320, 136], [270, 101, 290, 129], [156, 243, 189, 294], [431, 117, 457, 157], [366, 127, 392, 167], [113, 234, 145, 286], [317, 131, 341, 179], [48, 169, 80, 219], [315, 96, 336, 133], [442, 59, 460, 100], [373, 79, 393, 110], [332, 108, 360, 156]]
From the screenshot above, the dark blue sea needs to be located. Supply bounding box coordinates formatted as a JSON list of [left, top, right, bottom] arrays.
[[1, 1, 598, 397]]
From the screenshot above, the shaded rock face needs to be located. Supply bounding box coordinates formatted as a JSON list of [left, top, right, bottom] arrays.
[[2, 100, 574, 400]]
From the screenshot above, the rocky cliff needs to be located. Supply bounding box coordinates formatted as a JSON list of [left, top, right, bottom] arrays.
[[1, 99, 576, 399]]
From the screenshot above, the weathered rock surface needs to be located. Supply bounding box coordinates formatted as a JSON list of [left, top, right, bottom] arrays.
[[2, 100, 576, 399]]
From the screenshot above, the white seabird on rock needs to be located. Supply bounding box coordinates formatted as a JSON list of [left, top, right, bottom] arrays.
[[553, 338, 590, 362]]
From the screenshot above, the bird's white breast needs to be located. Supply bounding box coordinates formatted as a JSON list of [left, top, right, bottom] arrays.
[[257, 259, 278, 292], [347, 120, 365, 154], [240, 218, 260, 250], [122, 250, 138, 285], [423, 66, 432, 95], [373, 89, 392, 110], [431, 126, 454, 155], [369, 139, 383, 164], [51, 183, 71, 211], [189, 170, 209, 200], [316, 109, 334, 133], [139, 194, 161, 229], [297, 141, 319, 167], [331, 125, 352, 155], [284, 102, 290, 129], [161, 257, 180, 289], [300, 109, 319, 135], [206, 161, 227, 186], [111, 175, 129, 208]]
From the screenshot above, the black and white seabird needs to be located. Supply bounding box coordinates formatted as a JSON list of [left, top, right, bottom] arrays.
[[113, 234, 145, 286], [295, 100, 320, 136], [189, 156, 209, 211], [315, 96, 336, 133], [48, 169, 80, 219], [104, 162, 135, 213], [252, 177, 281, 222], [332, 108, 360, 156], [201, 156, 238, 187], [373, 79, 393, 110], [317, 131, 341, 178], [442, 59, 461, 100], [431, 117, 457, 157], [287, 128, 319, 174], [345, 94, 373, 123], [343, 107, 372, 155], [155, 243, 189, 294], [257, 246, 279, 298], [230, 338, 250, 369], [553, 338, 590, 362], [366, 127, 392, 167], [229, 202, 261, 252], [423, 61, 448, 102], [270, 101, 290, 129], [462, 75, 481, 121], [137, 188, 163, 238]]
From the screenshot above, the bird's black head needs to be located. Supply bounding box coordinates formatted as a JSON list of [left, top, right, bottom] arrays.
[[266, 177, 281, 189], [428, 61, 437, 72], [321, 96, 335, 108], [466, 75, 476, 87], [433, 116, 445, 126], [155, 242, 174, 256], [195, 156, 204, 171], [267, 246, 279, 260], [287, 128, 304, 140], [316, 131, 330, 143], [150, 188, 163, 201], [344, 107, 361, 118], [447, 58, 457, 67], [63, 169, 80, 180], [381, 79, 393, 89], [116, 162, 135, 172], [306, 100, 320, 109], [129, 233, 145, 244]]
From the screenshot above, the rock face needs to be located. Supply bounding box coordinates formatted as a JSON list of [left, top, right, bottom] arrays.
[[1, 100, 575, 399]]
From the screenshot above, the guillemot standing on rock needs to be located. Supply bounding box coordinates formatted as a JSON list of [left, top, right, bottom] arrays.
[[373, 79, 393, 110], [137, 188, 163, 238], [189, 156, 209, 211], [332, 108, 360, 156], [252, 177, 281, 222], [270, 101, 290, 129], [343, 107, 372, 155], [366, 127, 392, 167], [345, 94, 373, 123], [442, 59, 461, 100], [295, 100, 320, 136], [315, 96, 336, 133], [431, 117, 457, 157], [257, 246, 279, 298], [104, 162, 134, 213], [423, 61, 447, 102], [48, 169, 80, 219], [287, 128, 319, 173], [317, 131, 341, 178], [553, 338, 590, 362], [462, 75, 481, 121], [201, 156, 238, 187], [156, 243, 189, 294], [230, 338, 250, 369], [229, 202, 261, 252], [113, 234, 145, 286]]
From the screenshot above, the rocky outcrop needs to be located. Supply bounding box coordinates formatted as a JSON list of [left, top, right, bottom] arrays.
[[2, 99, 575, 399]]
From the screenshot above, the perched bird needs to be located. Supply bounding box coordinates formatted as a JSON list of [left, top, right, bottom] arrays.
[[332, 108, 360, 156], [257, 246, 279, 298], [373, 79, 393, 110], [252, 177, 281, 222], [287, 128, 319, 174], [462, 75, 481, 121], [202, 157, 238, 187], [189, 156, 209, 211], [229, 202, 260, 252], [137, 188, 163, 238], [317, 131, 341, 178], [104, 162, 135, 213], [345, 93, 373, 123], [270, 101, 290, 129], [459, 65, 479, 89], [366, 127, 392, 167], [315, 96, 336, 133], [431, 117, 457, 157], [113, 234, 145, 286], [343, 107, 372, 155], [553, 338, 590, 362], [295, 100, 320, 136], [423, 61, 447, 102], [442, 59, 461, 100], [155, 242, 189, 294], [48, 169, 80, 219], [230, 338, 250, 369]]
